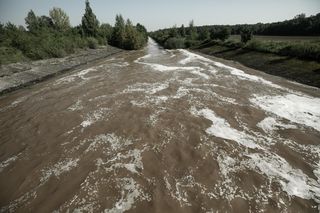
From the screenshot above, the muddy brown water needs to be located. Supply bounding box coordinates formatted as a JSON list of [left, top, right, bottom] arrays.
[[0, 39, 320, 213]]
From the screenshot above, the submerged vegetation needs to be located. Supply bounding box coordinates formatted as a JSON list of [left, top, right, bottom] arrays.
[[0, 0, 148, 65], [150, 13, 320, 61]]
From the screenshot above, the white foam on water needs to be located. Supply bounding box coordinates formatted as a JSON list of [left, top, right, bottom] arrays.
[[251, 94, 320, 132], [0, 154, 19, 172], [130, 95, 168, 108], [113, 62, 129, 67], [190, 70, 210, 79], [68, 99, 83, 111], [178, 49, 213, 65], [80, 107, 110, 128], [135, 53, 203, 72], [257, 117, 297, 133], [191, 107, 261, 149], [105, 178, 150, 213], [41, 158, 79, 183], [55, 67, 97, 85], [103, 149, 144, 174], [85, 133, 133, 153], [179, 49, 282, 89], [123, 82, 169, 95], [147, 63, 200, 72], [246, 153, 320, 202]]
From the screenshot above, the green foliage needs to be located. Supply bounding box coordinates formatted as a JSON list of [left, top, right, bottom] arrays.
[[215, 27, 230, 41], [0, 46, 27, 64], [110, 15, 148, 50], [179, 24, 186, 37], [136, 23, 148, 42], [244, 40, 320, 61], [0, 0, 148, 64], [169, 25, 179, 38], [87, 37, 99, 49], [164, 37, 186, 49], [49, 7, 71, 31], [81, 0, 99, 37], [185, 39, 201, 48], [240, 28, 252, 43], [99, 23, 112, 41], [25, 10, 40, 33], [187, 20, 198, 40], [198, 28, 210, 41], [110, 15, 126, 47]]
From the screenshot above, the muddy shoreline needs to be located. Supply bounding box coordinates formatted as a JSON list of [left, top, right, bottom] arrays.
[[0, 46, 123, 96]]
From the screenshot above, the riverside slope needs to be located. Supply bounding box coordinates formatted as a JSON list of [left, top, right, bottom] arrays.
[[0, 38, 320, 212]]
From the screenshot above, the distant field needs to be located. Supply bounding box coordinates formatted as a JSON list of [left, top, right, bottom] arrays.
[[230, 35, 320, 42]]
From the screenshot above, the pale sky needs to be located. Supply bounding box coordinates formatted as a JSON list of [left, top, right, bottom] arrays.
[[0, 0, 319, 31]]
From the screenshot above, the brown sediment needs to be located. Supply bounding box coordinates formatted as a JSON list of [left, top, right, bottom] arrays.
[[0, 39, 319, 212]]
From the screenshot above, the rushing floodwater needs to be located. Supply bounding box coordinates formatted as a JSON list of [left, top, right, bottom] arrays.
[[0, 39, 320, 212]]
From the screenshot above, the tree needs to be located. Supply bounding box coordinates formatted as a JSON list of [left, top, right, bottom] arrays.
[[38, 16, 54, 29], [99, 23, 113, 41], [81, 0, 99, 37], [169, 25, 178, 37], [241, 28, 252, 43], [49, 7, 71, 31], [198, 27, 210, 41], [25, 10, 39, 32], [179, 24, 186, 37], [187, 20, 197, 40], [217, 27, 230, 41], [136, 23, 148, 42], [111, 14, 126, 47]]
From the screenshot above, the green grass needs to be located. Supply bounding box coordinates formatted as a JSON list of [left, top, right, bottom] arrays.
[[195, 43, 320, 88], [229, 35, 320, 42]]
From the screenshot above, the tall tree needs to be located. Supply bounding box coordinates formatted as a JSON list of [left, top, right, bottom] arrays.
[[25, 10, 39, 33], [179, 24, 186, 37], [136, 23, 148, 42], [187, 20, 197, 40], [49, 7, 71, 32], [81, 0, 99, 37], [99, 23, 113, 41], [111, 14, 125, 47], [198, 27, 210, 40], [169, 25, 178, 37]]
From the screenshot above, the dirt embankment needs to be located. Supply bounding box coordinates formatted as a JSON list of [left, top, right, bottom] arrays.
[[193, 44, 320, 88], [0, 46, 123, 95]]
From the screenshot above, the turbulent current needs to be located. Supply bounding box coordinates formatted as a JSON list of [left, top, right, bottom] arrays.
[[0, 39, 320, 212]]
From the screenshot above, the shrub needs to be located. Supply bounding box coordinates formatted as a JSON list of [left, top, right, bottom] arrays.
[[86, 37, 98, 49], [0, 46, 27, 64], [164, 37, 185, 49], [240, 29, 252, 43], [185, 39, 201, 48]]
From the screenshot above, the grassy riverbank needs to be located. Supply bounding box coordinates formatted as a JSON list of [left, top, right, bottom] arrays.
[[192, 39, 320, 88]]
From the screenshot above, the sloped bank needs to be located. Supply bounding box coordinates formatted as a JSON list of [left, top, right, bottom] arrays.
[[0, 46, 122, 95], [193, 44, 320, 88]]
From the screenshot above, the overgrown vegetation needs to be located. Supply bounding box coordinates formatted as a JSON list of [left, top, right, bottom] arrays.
[[150, 13, 320, 61], [0, 0, 148, 65]]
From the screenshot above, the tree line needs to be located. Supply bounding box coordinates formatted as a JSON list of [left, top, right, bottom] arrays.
[[150, 13, 320, 49], [0, 0, 148, 64]]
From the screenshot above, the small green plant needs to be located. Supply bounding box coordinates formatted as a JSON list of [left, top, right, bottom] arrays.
[[87, 37, 98, 49]]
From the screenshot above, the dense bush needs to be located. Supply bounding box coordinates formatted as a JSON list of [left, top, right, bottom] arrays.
[[164, 37, 186, 49], [240, 29, 252, 43], [110, 15, 148, 50], [0, 0, 148, 64], [244, 40, 320, 61], [87, 37, 99, 49]]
